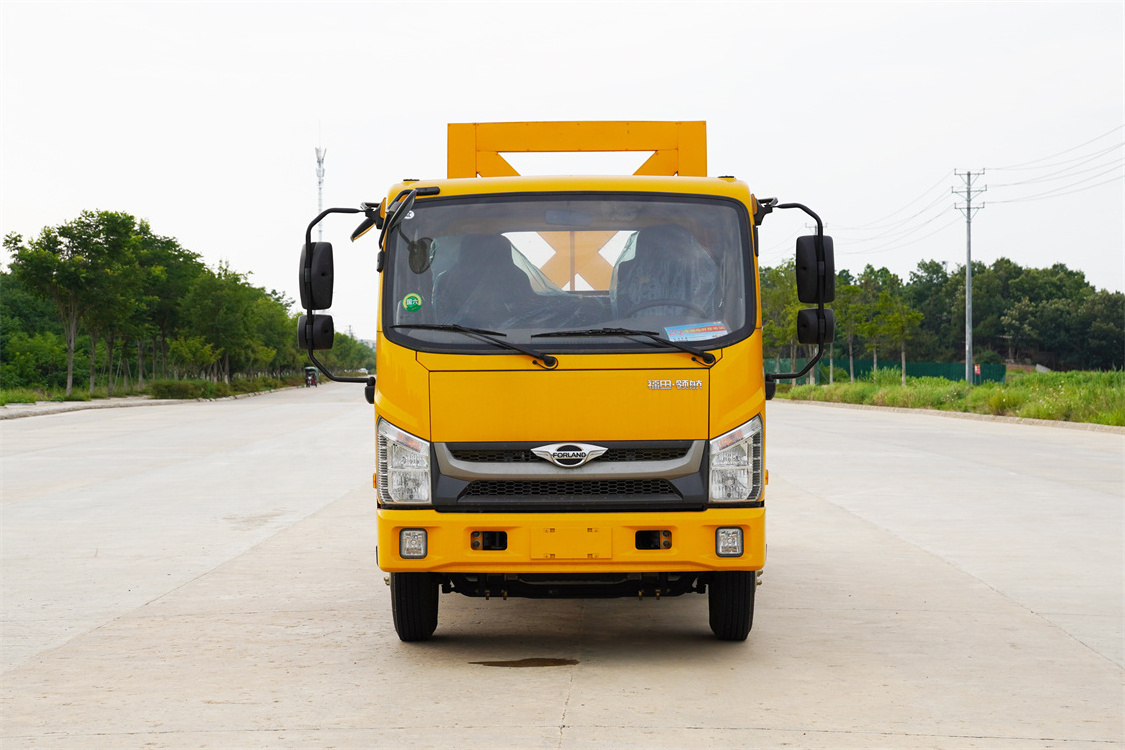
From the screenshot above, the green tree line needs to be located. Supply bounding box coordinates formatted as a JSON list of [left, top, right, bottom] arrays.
[[2, 210, 375, 395], [762, 257, 1123, 379]]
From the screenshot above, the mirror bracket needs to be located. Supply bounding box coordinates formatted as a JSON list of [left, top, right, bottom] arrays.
[[767, 202, 836, 382]]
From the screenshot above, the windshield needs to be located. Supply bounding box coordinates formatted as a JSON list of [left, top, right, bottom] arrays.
[[383, 193, 753, 354]]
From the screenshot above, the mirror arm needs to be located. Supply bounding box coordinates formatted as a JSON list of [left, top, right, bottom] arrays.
[[304, 207, 363, 248], [305, 347, 371, 384], [301, 207, 366, 387], [768, 202, 830, 382], [767, 340, 827, 383], [774, 202, 823, 235]]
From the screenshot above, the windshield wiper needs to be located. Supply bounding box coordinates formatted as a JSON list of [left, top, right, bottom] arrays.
[[532, 327, 715, 365], [389, 324, 558, 369]]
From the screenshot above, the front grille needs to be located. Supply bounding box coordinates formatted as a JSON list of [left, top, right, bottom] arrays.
[[450, 448, 689, 464], [461, 479, 679, 498], [451, 449, 536, 463]]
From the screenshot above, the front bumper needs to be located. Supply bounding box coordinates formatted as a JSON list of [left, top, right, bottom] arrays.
[[377, 507, 765, 573]]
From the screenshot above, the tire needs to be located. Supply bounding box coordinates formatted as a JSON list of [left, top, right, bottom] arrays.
[[708, 571, 756, 641], [390, 572, 439, 642]]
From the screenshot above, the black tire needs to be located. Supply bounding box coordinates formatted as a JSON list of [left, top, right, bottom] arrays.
[[708, 571, 756, 641], [390, 572, 439, 642]]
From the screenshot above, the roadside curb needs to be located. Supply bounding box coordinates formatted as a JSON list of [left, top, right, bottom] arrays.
[[777, 397, 1125, 434], [0, 388, 287, 421]]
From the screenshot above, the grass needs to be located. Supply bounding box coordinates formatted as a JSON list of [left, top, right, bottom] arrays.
[[2, 375, 305, 406], [783, 369, 1125, 427], [0, 383, 155, 404], [147, 375, 302, 399], [0, 387, 56, 406]]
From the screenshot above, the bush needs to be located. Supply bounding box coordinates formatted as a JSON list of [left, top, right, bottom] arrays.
[[230, 375, 283, 394], [148, 376, 289, 400], [149, 380, 210, 399], [0, 388, 47, 405], [871, 366, 902, 387], [0, 331, 69, 389], [783, 368, 1124, 426]]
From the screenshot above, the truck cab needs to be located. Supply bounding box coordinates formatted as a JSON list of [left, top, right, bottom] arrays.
[[297, 122, 835, 641]]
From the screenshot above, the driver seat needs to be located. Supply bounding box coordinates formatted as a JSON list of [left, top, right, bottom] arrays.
[[613, 225, 718, 318], [433, 234, 539, 328]]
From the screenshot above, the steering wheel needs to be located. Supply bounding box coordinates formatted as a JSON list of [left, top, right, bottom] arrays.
[[623, 299, 708, 317]]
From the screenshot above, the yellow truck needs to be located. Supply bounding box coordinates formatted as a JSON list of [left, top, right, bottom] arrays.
[[298, 122, 835, 641]]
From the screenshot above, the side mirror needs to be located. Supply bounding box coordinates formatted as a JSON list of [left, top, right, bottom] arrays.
[[797, 308, 835, 345], [299, 242, 334, 310], [298, 313, 335, 351], [795, 235, 836, 304]]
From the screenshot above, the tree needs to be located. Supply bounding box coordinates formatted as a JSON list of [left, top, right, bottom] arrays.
[[875, 290, 923, 385], [0, 270, 59, 338], [4, 213, 317, 392], [168, 336, 221, 379], [179, 263, 256, 382], [71, 211, 144, 395], [255, 292, 303, 376], [970, 257, 1023, 359], [314, 331, 376, 373], [1001, 298, 1038, 361], [758, 261, 800, 371], [1010, 263, 1092, 304], [832, 282, 865, 382], [135, 224, 206, 379], [857, 265, 896, 370], [0, 331, 69, 389], [1076, 291, 1125, 370], [5, 215, 111, 396], [905, 260, 957, 360]]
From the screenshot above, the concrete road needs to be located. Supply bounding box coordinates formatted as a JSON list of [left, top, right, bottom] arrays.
[[1, 387, 1121, 748]]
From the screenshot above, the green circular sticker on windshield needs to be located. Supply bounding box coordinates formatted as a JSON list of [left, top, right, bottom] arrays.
[[402, 293, 423, 312]]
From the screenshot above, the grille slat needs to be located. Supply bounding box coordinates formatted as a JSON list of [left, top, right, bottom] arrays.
[[462, 479, 678, 498]]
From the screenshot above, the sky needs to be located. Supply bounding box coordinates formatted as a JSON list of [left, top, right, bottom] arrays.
[[2, 1, 1122, 341]]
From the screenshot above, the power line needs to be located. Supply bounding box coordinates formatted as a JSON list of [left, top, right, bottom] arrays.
[[758, 227, 802, 260], [988, 173, 1124, 205], [840, 205, 953, 250], [831, 192, 951, 242], [990, 124, 1124, 170], [988, 145, 1123, 187], [836, 217, 960, 256], [832, 170, 954, 231]]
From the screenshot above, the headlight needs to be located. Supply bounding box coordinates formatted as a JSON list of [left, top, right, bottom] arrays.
[[708, 415, 763, 503], [376, 419, 431, 504]]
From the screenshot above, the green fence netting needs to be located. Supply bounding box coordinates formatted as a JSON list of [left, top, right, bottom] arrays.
[[764, 358, 1006, 385]]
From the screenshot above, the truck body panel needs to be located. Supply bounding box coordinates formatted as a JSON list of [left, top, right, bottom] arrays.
[[428, 366, 710, 442]]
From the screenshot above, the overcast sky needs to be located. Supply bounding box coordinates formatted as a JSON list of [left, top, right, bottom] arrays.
[[2, 1, 1122, 340]]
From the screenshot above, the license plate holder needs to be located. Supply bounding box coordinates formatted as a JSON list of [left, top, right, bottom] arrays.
[[529, 526, 611, 560]]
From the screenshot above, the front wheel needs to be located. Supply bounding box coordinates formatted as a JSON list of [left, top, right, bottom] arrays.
[[708, 571, 756, 641], [390, 572, 439, 642]]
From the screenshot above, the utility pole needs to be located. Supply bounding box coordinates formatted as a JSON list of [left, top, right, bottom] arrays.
[[315, 146, 327, 242], [953, 170, 986, 383]]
